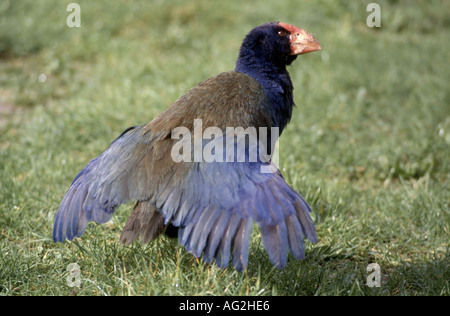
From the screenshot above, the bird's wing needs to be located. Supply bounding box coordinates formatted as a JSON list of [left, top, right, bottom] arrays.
[[168, 145, 318, 271], [52, 125, 184, 242]]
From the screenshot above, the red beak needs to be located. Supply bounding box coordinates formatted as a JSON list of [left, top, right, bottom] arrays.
[[278, 23, 322, 55]]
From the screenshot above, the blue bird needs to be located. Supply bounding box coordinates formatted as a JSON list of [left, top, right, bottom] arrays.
[[53, 22, 322, 271]]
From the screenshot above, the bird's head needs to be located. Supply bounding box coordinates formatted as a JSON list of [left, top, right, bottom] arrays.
[[236, 22, 321, 69], [235, 22, 322, 132]]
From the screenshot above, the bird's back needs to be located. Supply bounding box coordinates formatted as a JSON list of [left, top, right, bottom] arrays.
[[145, 71, 273, 135]]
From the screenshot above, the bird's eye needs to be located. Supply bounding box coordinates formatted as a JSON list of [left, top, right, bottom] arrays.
[[278, 30, 285, 37]]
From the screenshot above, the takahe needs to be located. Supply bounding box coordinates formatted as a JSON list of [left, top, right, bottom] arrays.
[[53, 22, 322, 271]]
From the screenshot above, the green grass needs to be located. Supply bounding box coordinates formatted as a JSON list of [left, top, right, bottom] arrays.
[[1, 0, 449, 296]]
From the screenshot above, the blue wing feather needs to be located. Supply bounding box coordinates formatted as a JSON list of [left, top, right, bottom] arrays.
[[156, 142, 316, 270], [53, 126, 317, 272]]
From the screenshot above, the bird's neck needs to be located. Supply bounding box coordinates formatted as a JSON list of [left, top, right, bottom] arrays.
[[235, 61, 294, 134]]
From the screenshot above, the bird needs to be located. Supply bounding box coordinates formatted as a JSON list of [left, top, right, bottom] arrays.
[[53, 22, 322, 272]]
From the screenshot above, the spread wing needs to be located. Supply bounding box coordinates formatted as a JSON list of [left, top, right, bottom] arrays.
[[52, 126, 179, 241]]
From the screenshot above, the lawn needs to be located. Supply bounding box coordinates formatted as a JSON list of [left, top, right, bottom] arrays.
[[0, 0, 448, 296]]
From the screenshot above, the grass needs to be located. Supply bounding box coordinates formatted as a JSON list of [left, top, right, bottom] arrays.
[[0, 0, 449, 296]]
